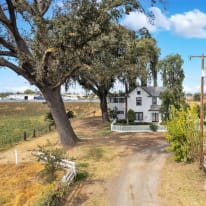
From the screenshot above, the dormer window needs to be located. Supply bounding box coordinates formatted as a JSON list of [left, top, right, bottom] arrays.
[[137, 90, 141, 95], [152, 97, 157, 105]]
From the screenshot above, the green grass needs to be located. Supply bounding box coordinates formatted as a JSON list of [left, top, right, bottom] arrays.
[[0, 102, 100, 149], [0, 102, 50, 149]]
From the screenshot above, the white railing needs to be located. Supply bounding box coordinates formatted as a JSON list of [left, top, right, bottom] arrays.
[[37, 151, 76, 184], [111, 122, 166, 132]]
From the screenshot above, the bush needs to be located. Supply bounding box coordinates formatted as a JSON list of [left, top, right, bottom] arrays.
[[66, 110, 74, 118], [35, 144, 65, 182], [45, 111, 74, 126], [127, 109, 135, 123], [109, 107, 118, 120], [32, 183, 67, 206], [166, 105, 200, 162], [150, 124, 158, 132]]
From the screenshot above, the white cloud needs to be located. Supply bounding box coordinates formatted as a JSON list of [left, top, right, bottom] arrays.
[[149, 7, 171, 30], [121, 11, 156, 32], [121, 8, 206, 39], [170, 10, 206, 38]]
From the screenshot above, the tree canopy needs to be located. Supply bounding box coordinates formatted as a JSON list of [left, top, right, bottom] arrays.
[[158, 54, 186, 121], [0, 0, 149, 146]]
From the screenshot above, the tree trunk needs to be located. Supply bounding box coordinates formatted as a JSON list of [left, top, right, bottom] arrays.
[[99, 93, 110, 122], [41, 86, 78, 146]]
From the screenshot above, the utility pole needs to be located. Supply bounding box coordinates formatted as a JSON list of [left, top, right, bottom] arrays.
[[189, 54, 206, 167]]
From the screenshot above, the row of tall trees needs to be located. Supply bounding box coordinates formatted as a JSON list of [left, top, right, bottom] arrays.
[[0, 0, 162, 146]]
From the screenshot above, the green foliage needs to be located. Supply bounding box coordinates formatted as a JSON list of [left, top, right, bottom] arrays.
[[195, 103, 206, 118], [24, 89, 35, 94], [127, 109, 136, 123], [0, 102, 50, 149], [150, 123, 158, 132], [166, 105, 200, 162], [36, 144, 65, 182], [32, 183, 66, 206], [109, 107, 118, 120], [45, 111, 74, 126], [75, 171, 89, 181], [0, 92, 11, 98], [158, 54, 186, 121]]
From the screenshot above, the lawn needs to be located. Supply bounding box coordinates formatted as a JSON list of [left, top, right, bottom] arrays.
[[0, 101, 100, 149]]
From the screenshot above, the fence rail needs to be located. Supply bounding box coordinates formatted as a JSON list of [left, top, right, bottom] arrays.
[[111, 123, 167, 132]]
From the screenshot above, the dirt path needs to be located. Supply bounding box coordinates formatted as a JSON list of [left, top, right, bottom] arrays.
[[109, 139, 168, 206]]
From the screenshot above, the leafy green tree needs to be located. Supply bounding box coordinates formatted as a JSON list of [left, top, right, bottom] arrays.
[[75, 24, 140, 121], [0, 0, 140, 146], [24, 89, 35, 94], [166, 105, 200, 162], [158, 54, 186, 121], [136, 30, 160, 87]]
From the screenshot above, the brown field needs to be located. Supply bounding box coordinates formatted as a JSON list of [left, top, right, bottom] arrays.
[[0, 102, 206, 205]]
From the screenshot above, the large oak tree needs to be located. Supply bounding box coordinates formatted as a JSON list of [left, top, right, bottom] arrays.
[[0, 0, 141, 146]]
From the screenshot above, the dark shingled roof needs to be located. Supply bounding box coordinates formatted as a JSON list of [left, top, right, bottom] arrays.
[[142, 87, 166, 97]]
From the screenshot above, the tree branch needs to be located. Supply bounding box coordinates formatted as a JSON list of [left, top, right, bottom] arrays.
[[52, 64, 90, 89], [0, 50, 17, 57], [0, 57, 23, 75], [0, 57, 35, 84], [0, 37, 16, 52], [6, 0, 17, 27], [37, 0, 52, 16], [0, 5, 11, 28]]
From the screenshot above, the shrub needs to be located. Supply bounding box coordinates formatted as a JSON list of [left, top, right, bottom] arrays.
[[150, 124, 158, 132], [45, 111, 74, 126], [32, 183, 66, 206], [127, 109, 135, 123], [66, 110, 74, 118], [35, 144, 65, 182], [166, 105, 200, 162], [109, 107, 118, 120]]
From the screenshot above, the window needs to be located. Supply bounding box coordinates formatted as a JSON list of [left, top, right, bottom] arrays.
[[113, 98, 118, 103], [137, 90, 141, 95], [119, 98, 125, 103], [135, 112, 143, 121], [117, 111, 124, 114], [152, 112, 159, 122], [110, 97, 125, 103], [136, 97, 142, 105], [152, 97, 157, 105]]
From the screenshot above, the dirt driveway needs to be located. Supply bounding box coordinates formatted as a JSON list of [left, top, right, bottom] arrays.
[[109, 140, 168, 206]]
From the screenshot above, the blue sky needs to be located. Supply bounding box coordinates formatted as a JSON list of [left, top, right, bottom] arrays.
[[0, 0, 206, 93]]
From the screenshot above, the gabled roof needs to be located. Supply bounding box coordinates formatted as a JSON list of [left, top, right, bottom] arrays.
[[142, 86, 166, 97]]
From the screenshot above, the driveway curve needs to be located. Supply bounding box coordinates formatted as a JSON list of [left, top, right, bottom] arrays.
[[109, 138, 168, 206]]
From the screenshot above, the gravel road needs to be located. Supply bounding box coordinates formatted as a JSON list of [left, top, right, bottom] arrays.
[[109, 139, 168, 206]]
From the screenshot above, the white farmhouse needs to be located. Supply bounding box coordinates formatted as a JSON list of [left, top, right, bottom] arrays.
[[109, 86, 165, 123]]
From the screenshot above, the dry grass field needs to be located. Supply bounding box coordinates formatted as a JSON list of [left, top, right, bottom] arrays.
[[0, 102, 206, 205]]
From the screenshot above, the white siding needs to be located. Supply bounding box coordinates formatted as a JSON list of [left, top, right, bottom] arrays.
[[128, 88, 152, 122], [108, 87, 163, 123], [109, 97, 125, 119]]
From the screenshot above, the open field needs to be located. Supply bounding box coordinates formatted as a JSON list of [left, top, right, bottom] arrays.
[[1, 103, 206, 205], [0, 102, 100, 149]]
